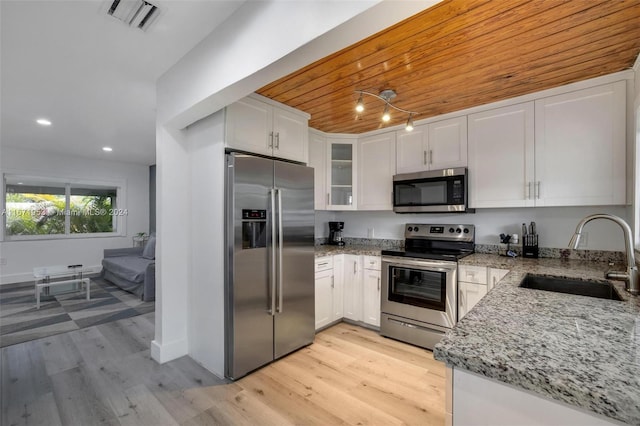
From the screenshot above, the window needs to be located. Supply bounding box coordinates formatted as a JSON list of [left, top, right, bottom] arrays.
[[3, 175, 123, 239]]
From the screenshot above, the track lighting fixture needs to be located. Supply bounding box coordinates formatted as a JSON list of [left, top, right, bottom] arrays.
[[354, 89, 418, 131]]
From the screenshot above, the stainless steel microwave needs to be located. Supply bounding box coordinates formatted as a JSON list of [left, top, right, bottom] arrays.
[[393, 167, 473, 213]]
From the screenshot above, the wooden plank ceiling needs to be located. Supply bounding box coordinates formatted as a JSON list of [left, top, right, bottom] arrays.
[[257, 0, 640, 134]]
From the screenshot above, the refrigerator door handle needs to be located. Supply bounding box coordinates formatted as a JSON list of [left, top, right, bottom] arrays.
[[269, 188, 277, 316], [277, 188, 284, 313]]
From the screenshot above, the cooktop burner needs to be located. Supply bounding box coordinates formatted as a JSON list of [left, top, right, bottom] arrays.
[[381, 249, 473, 261], [383, 223, 476, 261]]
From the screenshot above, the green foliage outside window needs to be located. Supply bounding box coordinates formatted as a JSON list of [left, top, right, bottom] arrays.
[[5, 191, 115, 236]]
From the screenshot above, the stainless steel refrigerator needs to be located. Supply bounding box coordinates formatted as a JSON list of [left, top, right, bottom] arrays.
[[225, 152, 315, 380]]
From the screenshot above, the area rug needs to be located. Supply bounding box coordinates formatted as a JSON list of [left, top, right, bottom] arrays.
[[0, 276, 154, 348]]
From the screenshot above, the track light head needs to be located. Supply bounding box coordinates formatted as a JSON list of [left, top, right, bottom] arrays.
[[355, 93, 364, 113], [405, 114, 414, 131], [382, 104, 391, 122]]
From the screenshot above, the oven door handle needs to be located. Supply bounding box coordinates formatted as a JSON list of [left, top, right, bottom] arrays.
[[382, 256, 457, 272]]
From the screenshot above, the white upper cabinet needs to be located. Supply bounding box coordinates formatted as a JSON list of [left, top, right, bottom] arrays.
[[396, 116, 467, 174], [469, 81, 626, 209], [309, 131, 327, 210], [272, 106, 309, 162], [468, 102, 535, 208], [428, 116, 468, 170], [534, 81, 626, 206], [226, 95, 309, 163], [358, 132, 396, 210], [327, 138, 358, 210]]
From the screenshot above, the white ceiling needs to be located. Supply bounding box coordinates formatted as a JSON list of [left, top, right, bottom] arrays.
[[0, 0, 246, 165]]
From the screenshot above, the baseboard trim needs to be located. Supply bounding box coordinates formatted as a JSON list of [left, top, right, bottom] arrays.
[[151, 338, 188, 364]]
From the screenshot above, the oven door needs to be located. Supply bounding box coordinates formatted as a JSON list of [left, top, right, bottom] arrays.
[[381, 256, 457, 329]]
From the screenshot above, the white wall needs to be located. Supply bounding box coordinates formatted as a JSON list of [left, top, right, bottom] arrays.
[[320, 206, 629, 251], [185, 110, 226, 375], [0, 147, 149, 284]]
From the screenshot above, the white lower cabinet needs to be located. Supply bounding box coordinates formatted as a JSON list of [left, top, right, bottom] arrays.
[[458, 265, 510, 320], [316, 254, 381, 328], [332, 255, 345, 321], [458, 281, 488, 321], [315, 268, 334, 330], [343, 254, 363, 321], [488, 268, 509, 291], [314, 256, 343, 330], [362, 255, 381, 327]]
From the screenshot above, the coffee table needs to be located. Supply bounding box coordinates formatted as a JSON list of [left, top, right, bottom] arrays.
[[33, 264, 91, 309]]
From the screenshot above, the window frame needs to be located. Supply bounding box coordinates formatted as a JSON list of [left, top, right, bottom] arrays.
[[2, 173, 127, 241]]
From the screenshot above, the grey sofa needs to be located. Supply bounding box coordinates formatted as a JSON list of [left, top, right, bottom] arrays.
[[101, 245, 155, 302]]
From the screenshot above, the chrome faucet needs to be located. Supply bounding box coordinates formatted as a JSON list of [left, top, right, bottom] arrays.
[[569, 214, 639, 295]]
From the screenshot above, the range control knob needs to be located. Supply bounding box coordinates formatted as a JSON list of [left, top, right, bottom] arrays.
[[414, 227, 419, 232], [408, 227, 413, 232], [449, 228, 455, 233], [463, 228, 469, 234], [456, 228, 462, 233]]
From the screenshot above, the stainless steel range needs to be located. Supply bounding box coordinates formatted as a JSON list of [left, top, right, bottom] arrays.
[[380, 224, 475, 349]]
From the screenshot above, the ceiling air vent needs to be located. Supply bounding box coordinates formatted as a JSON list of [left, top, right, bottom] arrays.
[[108, 0, 158, 30]]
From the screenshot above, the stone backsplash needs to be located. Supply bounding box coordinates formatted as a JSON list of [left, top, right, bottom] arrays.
[[475, 244, 625, 264], [315, 238, 625, 264]]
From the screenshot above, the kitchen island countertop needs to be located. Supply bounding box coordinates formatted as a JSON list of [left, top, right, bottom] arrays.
[[435, 253, 640, 425]]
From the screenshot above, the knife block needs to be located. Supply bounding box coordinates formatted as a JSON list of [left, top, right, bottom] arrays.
[[522, 234, 539, 258]]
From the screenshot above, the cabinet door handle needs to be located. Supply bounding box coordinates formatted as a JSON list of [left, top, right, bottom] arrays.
[[429, 149, 433, 165], [535, 181, 541, 199], [423, 151, 427, 165], [275, 132, 280, 149], [331, 276, 334, 289], [354, 262, 357, 274], [527, 181, 534, 200], [269, 131, 274, 148], [525, 182, 530, 200], [327, 193, 330, 205], [377, 277, 380, 291], [317, 262, 329, 267]]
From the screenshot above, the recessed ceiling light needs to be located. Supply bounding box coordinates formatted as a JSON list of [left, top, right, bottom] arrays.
[[17, 182, 24, 185], [36, 118, 52, 126], [102, 146, 113, 152]]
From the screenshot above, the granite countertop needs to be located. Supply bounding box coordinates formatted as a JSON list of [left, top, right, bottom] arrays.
[[315, 244, 384, 257], [435, 253, 640, 425]]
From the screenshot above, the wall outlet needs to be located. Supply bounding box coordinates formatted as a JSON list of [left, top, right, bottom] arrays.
[[0, 258, 6, 266], [367, 228, 375, 238]]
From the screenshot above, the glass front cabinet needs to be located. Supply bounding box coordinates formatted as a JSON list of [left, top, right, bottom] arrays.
[[326, 138, 357, 210]]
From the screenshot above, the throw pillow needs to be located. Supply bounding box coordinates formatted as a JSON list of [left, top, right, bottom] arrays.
[[142, 236, 156, 259]]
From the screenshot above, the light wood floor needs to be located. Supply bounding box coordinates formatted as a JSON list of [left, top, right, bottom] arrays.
[[1, 313, 446, 425]]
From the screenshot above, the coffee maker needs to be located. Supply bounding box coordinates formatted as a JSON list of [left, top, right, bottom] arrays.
[[328, 221, 345, 246]]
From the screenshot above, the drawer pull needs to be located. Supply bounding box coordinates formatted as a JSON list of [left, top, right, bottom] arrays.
[[317, 262, 329, 266]]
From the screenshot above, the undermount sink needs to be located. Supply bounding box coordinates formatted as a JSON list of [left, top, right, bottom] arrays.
[[519, 274, 623, 301]]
